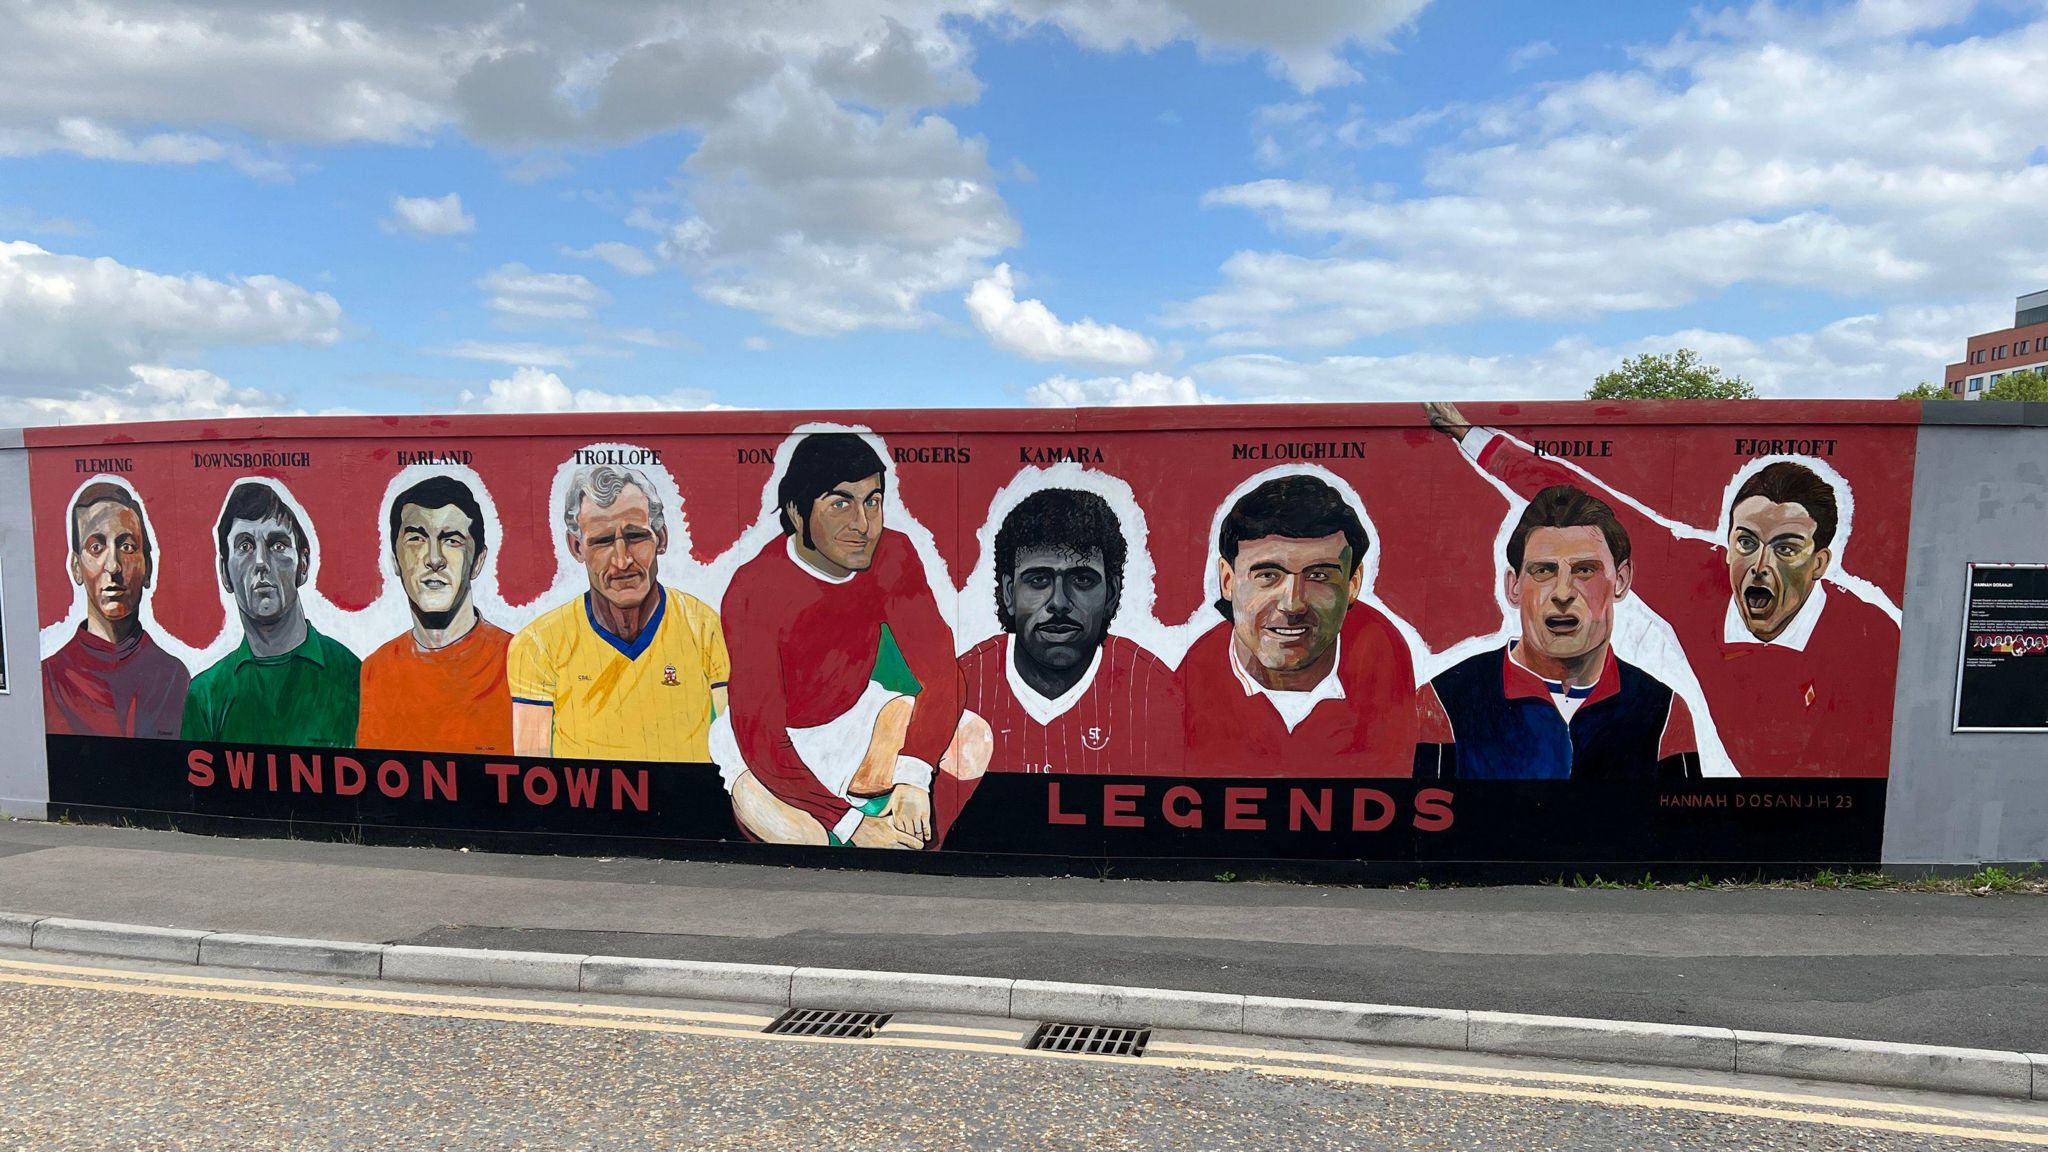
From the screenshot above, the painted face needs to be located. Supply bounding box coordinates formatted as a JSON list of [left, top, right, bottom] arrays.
[[802, 473, 885, 573], [571, 483, 662, 614], [71, 500, 149, 626], [1727, 496, 1831, 641], [395, 502, 478, 617], [1221, 532, 1359, 676], [223, 513, 305, 625], [1507, 525, 1630, 665], [1005, 543, 1115, 674]]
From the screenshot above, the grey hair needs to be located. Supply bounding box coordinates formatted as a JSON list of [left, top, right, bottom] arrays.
[[562, 465, 667, 540]]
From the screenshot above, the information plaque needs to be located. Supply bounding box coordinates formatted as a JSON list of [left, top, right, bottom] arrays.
[[1954, 562, 2048, 732]]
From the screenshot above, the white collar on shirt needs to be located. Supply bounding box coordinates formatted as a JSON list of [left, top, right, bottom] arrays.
[[787, 536, 857, 585], [1723, 580, 1827, 651], [1004, 634, 1105, 726], [1227, 634, 1344, 732]]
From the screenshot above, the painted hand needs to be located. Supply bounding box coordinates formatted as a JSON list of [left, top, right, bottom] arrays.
[[884, 783, 932, 845], [851, 815, 922, 850], [1423, 401, 1470, 442]]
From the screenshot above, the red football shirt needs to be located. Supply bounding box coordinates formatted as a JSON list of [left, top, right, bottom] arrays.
[[722, 532, 963, 827], [958, 633, 1185, 776], [1473, 433, 1899, 776], [1176, 605, 1419, 778]]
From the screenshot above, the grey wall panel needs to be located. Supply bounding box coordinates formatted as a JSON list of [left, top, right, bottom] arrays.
[[0, 442, 49, 818], [1885, 424, 2048, 865]]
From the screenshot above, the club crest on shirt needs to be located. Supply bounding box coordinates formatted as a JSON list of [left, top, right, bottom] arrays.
[[1082, 725, 1110, 751], [662, 664, 679, 686]]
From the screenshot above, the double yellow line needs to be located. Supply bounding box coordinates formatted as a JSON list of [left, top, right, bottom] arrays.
[[3, 957, 2045, 1144]]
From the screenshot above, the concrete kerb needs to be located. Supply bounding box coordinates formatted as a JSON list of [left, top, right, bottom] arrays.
[[382, 944, 585, 991], [1470, 1010, 1736, 1072], [0, 911, 43, 949], [31, 917, 208, 964], [793, 967, 1012, 1018], [584, 956, 796, 1006], [4, 909, 2042, 1100], [1735, 1031, 2036, 1099], [1244, 996, 1469, 1051], [198, 932, 384, 979], [1013, 979, 1244, 1033]]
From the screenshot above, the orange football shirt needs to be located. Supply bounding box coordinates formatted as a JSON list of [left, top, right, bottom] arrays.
[[358, 619, 515, 755]]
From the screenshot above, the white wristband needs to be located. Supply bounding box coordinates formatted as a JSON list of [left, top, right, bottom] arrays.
[[831, 807, 864, 844], [893, 755, 935, 791]]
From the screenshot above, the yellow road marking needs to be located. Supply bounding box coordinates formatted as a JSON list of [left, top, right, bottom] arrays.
[[4, 963, 2045, 1145], [1151, 1039, 2048, 1129]]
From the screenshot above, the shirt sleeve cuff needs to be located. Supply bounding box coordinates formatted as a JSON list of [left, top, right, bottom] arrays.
[[831, 807, 864, 844], [892, 755, 935, 791], [1460, 426, 1498, 462]]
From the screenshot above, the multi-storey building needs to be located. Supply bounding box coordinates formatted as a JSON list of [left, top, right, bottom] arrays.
[[1943, 289, 2048, 398]]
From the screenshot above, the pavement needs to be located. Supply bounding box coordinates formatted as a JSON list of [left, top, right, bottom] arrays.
[[2, 819, 2045, 1056]]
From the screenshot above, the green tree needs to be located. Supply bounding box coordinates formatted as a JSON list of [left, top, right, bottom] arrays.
[[1984, 368, 2048, 402], [1896, 381, 1954, 400], [1587, 349, 1758, 400]]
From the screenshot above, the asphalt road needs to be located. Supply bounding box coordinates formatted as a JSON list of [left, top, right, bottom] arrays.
[[2, 954, 2045, 1151], [2, 821, 2046, 1050]]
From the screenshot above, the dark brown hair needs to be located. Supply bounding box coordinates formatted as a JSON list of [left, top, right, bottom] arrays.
[[1506, 485, 1631, 571]]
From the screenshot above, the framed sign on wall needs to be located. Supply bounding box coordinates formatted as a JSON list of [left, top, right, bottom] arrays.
[[1954, 562, 2048, 732]]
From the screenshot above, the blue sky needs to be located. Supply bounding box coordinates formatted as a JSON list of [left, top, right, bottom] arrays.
[[1, 0, 2045, 421]]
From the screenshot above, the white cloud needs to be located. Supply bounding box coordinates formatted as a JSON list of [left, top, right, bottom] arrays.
[[562, 241, 658, 276], [813, 16, 982, 108], [647, 75, 1018, 334], [1505, 40, 1555, 71], [382, 192, 475, 237], [0, 1, 1440, 336], [458, 366, 725, 413], [435, 340, 587, 369], [0, 117, 291, 178], [966, 264, 1159, 366], [3, 365, 293, 426], [744, 336, 772, 351], [0, 6, 450, 152], [1187, 302, 1989, 402], [0, 2, 1440, 171], [1027, 370, 1218, 406], [1172, 4, 2048, 349], [0, 241, 341, 392], [1011, 0, 1435, 90], [478, 263, 607, 322]]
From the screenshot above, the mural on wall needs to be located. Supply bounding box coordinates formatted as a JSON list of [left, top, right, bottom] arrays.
[[28, 403, 1916, 866]]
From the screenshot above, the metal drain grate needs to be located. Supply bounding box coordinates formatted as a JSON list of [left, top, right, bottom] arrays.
[[764, 1008, 893, 1038], [1026, 1022, 1151, 1057]]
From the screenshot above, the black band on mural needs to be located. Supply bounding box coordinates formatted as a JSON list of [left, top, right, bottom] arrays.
[[46, 736, 1885, 865]]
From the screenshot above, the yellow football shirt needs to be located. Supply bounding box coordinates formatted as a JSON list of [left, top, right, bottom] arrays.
[[507, 586, 730, 763]]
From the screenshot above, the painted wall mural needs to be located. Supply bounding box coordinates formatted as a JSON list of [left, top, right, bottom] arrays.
[[28, 403, 1917, 868]]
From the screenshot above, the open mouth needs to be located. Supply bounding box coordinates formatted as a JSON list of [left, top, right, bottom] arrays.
[[1744, 586, 1776, 613], [1264, 625, 1311, 641], [1543, 614, 1580, 634]]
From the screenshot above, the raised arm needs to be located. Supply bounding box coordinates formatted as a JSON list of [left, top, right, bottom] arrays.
[[1423, 401, 1707, 621]]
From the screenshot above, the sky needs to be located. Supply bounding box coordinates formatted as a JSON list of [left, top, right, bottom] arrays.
[[1, 0, 2045, 423]]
